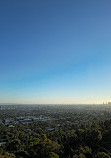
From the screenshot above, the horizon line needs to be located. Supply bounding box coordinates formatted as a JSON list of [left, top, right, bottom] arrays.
[[0, 102, 110, 105]]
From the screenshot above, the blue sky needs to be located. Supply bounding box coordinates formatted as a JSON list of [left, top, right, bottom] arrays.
[[0, 0, 111, 104]]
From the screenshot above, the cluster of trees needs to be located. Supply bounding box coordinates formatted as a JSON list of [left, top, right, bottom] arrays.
[[0, 119, 111, 157]]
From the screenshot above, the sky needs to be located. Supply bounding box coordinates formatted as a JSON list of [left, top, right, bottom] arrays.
[[0, 0, 111, 104]]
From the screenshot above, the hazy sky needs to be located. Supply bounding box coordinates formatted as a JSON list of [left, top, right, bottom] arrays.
[[0, 0, 111, 104]]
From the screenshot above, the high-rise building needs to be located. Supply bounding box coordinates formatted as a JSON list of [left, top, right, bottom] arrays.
[[108, 102, 111, 105]]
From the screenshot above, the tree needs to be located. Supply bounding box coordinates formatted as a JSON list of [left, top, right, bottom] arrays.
[[48, 152, 59, 158], [73, 153, 86, 158], [94, 152, 110, 158], [85, 130, 102, 147], [7, 139, 21, 152], [78, 153, 86, 158]]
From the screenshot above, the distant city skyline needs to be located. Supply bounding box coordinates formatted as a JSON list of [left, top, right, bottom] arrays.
[[0, 0, 111, 104]]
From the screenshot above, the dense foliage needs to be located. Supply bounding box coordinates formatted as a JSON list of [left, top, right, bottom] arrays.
[[0, 104, 111, 158]]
